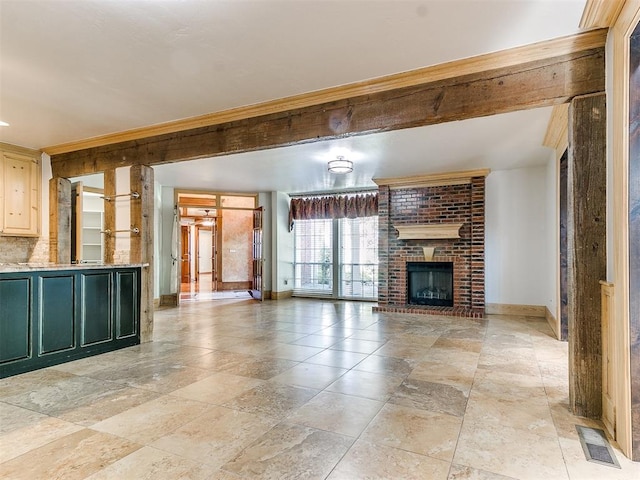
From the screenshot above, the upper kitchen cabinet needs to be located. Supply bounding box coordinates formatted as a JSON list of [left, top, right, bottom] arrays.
[[0, 143, 41, 237]]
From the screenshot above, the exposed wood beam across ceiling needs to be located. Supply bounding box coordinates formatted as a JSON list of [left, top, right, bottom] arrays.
[[49, 29, 606, 179]]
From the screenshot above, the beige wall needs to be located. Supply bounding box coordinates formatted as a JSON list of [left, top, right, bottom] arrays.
[[221, 209, 252, 283]]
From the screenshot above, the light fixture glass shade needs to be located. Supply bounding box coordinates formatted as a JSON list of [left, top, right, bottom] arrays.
[[328, 156, 353, 174]]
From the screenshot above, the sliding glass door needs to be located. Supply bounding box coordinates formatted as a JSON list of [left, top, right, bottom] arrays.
[[294, 216, 378, 300]]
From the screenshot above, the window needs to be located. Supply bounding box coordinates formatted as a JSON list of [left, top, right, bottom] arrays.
[[294, 219, 333, 294], [293, 216, 378, 300]]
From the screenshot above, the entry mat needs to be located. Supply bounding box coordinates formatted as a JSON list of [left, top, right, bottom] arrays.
[[575, 425, 620, 468]]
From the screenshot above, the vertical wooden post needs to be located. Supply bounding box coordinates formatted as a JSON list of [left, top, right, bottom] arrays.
[[103, 169, 116, 264], [130, 165, 154, 343], [567, 92, 607, 418], [48, 177, 71, 264]]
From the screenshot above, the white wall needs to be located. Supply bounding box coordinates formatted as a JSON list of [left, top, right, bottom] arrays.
[[258, 192, 272, 292], [198, 229, 212, 273], [159, 186, 175, 296], [153, 181, 162, 298], [41, 154, 52, 235], [544, 151, 559, 318], [272, 191, 294, 292], [485, 165, 551, 306]]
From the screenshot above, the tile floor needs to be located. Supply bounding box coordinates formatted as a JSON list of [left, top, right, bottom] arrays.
[[1, 298, 639, 479]]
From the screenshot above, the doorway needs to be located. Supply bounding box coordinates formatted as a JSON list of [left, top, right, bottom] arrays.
[[176, 191, 258, 302], [179, 214, 218, 301]]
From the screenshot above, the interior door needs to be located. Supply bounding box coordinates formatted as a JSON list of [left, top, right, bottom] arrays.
[[250, 207, 263, 300], [70, 181, 83, 263], [180, 225, 191, 284]]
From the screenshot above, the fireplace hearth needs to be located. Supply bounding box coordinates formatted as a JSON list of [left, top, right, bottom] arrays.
[[407, 262, 453, 307]]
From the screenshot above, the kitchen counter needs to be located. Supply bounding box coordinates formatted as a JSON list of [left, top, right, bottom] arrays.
[[0, 264, 141, 378], [0, 262, 147, 273]]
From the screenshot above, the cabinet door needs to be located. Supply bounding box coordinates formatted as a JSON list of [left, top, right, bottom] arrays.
[[0, 276, 32, 364], [1, 151, 40, 236]]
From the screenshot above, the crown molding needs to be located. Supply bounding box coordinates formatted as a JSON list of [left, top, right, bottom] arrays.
[[580, 0, 625, 28], [373, 169, 490, 189]]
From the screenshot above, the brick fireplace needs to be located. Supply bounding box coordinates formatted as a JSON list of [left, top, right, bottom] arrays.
[[374, 171, 487, 318]]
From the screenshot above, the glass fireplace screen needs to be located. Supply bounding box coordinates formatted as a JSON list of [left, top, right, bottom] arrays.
[[407, 261, 453, 307]]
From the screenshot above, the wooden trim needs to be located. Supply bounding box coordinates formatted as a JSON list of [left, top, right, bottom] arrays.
[[218, 281, 252, 291], [609, 0, 640, 458], [485, 303, 546, 317], [44, 29, 607, 158], [159, 294, 178, 307], [580, 0, 626, 28], [153, 298, 160, 309], [394, 223, 463, 240], [177, 197, 217, 208], [48, 177, 71, 263], [545, 306, 560, 340], [272, 290, 293, 300], [600, 280, 616, 439], [0, 142, 40, 157], [130, 166, 154, 342], [374, 169, 490, 189], [103, 169, 115, 264], [543, 104, 569, 161], [82, 186, 104, 195]]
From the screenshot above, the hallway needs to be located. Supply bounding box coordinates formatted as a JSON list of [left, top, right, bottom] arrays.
[[1, 299, 638, 479]]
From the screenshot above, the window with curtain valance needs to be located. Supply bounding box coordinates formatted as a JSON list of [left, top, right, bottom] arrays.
[[288, 193, 378, 231]]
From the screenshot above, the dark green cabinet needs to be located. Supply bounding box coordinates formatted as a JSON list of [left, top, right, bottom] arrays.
[[81, 272, 112, 346], [0, 266, 140, 378], [115, 270, 137, 339], [40, 275, 75, 354], [0, 277, 30, 364]]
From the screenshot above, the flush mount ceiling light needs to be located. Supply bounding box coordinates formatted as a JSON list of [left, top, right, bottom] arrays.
[[0, 121, 9, 127], [327, 156, 353, 174]]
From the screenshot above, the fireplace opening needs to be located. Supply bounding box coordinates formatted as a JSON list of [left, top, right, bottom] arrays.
[[407, 261, 453, 307]]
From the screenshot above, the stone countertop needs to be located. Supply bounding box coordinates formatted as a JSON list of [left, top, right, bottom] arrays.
[[0, 263, 148, 273]]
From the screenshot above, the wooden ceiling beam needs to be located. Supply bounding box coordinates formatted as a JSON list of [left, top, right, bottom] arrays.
[[50, 37, 605, 179]]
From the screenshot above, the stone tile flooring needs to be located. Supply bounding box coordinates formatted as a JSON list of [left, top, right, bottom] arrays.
[[1, 298, 639, 479]]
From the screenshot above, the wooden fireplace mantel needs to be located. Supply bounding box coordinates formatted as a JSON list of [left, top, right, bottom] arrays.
[[394, 223, 463, 240]]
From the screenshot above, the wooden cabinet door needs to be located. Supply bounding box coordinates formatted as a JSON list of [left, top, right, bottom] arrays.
[[0, 149, 40, 236]]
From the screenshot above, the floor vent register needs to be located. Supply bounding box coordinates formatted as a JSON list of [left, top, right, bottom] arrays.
[[575, 425, 620, 468]]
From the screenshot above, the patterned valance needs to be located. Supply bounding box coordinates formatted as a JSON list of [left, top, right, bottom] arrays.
[[288, 193, 378, 231]]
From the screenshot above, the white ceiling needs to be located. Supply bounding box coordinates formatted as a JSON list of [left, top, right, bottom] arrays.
[[0, 0, 587, 194]]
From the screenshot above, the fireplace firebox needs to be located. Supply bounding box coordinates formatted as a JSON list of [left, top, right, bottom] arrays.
[[407, 262, 454, 307]]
